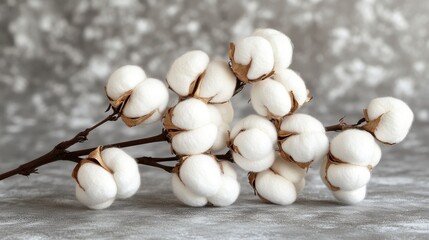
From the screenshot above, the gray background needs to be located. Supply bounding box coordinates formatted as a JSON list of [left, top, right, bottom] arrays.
[[0, 0, 428, 239]]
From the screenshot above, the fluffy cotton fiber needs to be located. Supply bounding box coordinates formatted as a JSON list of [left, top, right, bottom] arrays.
[[321, 129, 382, 205], [254, 169, 297, 205], [250, 78, 292, 118], [101, 148, 141, 199], [279, 114, 329, 167], [122, 78, 169, 125], [171, 124, 217, 155], [252, 28, 293, 71], [179, 154, 222, 197], [172, 160, 240, 207], [75, 162, 118, 210], [273, 69, 309, 110], [230, 36, 274, 82], [230, 115, 277, 172], [166, 50, 209, 97], [170, 98, 211, 130], [365, 97, 414, 144], [105, 65, 146, 101], [208, 103, 233, 151], [195, 60, 237, 103]]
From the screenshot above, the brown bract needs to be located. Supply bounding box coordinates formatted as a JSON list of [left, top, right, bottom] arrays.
[[121, 110, 156, 127], [228, 42, 274, 83], [71, 146, 113, 191], [105, 87, 133, 110]]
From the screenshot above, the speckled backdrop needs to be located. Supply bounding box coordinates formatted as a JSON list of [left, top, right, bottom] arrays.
[[0, 0, 428, 239]]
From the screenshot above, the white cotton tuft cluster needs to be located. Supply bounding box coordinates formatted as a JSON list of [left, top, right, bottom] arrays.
[[208, 102, 234, 151], [229, 28, 295, 83], [252, 28, 293, 71], [166, 52, 236, 103], [229, 115, 277, 172], [320, 129, 382, 205], [105, 65, 147, 101], [171, 155, 240, 207], [364, 97, 414, 144], [251, 154, 306, 205], [105, 65, 169, 127], [250, 69, 309, 119], [278, 114, 329, 168], [74, 148, 141, 209], [164, 98, 218, 155]]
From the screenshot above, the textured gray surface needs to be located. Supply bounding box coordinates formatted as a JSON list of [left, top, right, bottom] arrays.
[[0, 0, 428, 239]]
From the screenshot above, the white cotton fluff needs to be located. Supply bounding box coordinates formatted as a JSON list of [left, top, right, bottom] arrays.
[[213, 101, 234, 123], [122, 78, 169, 124], [273, 69, 308, 107], [332, 186, 367, 205], [106, 65, 147, 100], [219, 161, 238, 180], [270, 156, 306, 184], [196, 60, 236, 103], [326, 163, 371, 191], [101, 148, 140, 199], [208, 104, 230, 151], [250, 79, 292, 118], [232, 151, 275, 172], [230, 114, 277, 143], [75, 162, 117, 210], [252, 28, 293, 71], [255, 169, 297, 205], [279, 114, 329, 164], [171, 173, 207, 207], [171, 98, 211, 130], [330, 129, 381, 167], [233, 128, 275, 160], [233, 36, 274, 80], [179, 154, 222, 197], [365, 97, 414, 144], [171, 124, 217, 155], [166, 50, 210, 96], [208, 175, 240, 207]]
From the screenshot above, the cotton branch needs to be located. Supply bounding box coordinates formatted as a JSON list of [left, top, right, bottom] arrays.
[[324, 117, 366, 132]]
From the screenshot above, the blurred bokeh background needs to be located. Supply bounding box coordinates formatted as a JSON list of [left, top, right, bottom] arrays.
[[0, 0, 428, 169]]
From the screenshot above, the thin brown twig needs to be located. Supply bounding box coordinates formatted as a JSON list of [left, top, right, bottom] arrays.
[[324, 117, 366, 132]]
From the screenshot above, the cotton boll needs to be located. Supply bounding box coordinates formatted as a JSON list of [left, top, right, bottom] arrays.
[[230, 114, 277, 143], [254, 170, 297, 205], [213, 102, 234, 123], [270, 156, 306, 184], [280, 133, 329, 165], [326, 163, 371, 191], [369, 143, 382, 169], [179, 154, 222, 197], [279, 113, 325, 135], [171, 124, 217, 155], [330, 129, 379, 167], [166, 50, 210, 96], [75, 162, 117, 210], [208, 104, 223, 126], [106, 65, 146, 101], [122, 78, 169, 124], [101, 148, 140, 199], [233, 151, 275, 172], [171, 98, 211, 130], [250, 79, 292, 118], [273, 69, 309, 110], [196, 60, 236, 103], [253, 28, 293, 70], [208, 176, 240, 207], [233, 128, 275, 160], [171, 173, 207, 207], [333, 186, 367, 205], [365, 97, 414, 144], [230, 36, 274, 82], [219, 161, 238, 179]]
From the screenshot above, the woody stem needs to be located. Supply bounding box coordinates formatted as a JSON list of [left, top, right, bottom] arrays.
[[324, 117, 366, 132]]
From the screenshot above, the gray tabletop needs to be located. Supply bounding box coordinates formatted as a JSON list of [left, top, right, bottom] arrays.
[[0, 1, 428, 239]]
